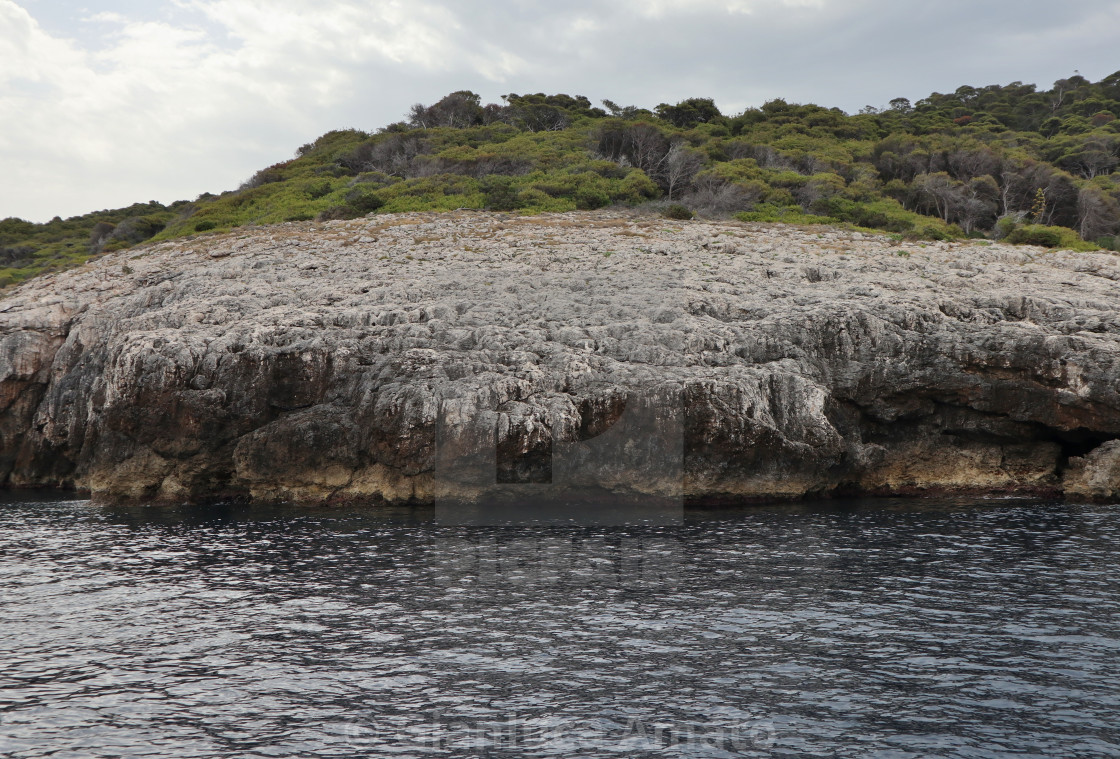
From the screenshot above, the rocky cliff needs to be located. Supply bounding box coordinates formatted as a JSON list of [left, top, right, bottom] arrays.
[[2, 211, 1119, 506]]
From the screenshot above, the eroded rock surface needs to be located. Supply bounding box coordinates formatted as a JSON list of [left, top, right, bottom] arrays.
[[1063, 441, 1120, 502], [2, 211, 1119, 505]]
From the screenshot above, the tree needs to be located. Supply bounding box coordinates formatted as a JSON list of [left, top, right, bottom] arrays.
[[506, 103, 569, 132], [662, 142, 704, 200], [1060, 135, 1119, 179], [913, 172, 958, 222], [1034, 170, 1079, 227], [996, 155, 1031, 216], [339, 134, 430, 176], [1077, 185, 1120, 240], [408, 91, 484, 129], [626, 123, 672, 178], [602, 99, 642, 119], [655, 98, 722, 128], [946, 145, 999, 182], [955, 176, 999, 234], [798, 173, 846, 208], [912, 172, 997, 232]]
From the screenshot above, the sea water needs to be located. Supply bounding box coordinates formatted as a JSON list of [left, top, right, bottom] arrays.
[[1, 494, 1118, 757]]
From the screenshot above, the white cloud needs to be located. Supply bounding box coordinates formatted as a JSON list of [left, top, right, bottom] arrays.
[[0, 0, 526, 221], [1, 0, 1116, 223], [626, 0, 825, 17], [0, 3, 82, 85], [184, 0, 452, 69]]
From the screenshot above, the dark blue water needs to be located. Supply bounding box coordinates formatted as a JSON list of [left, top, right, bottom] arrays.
[[1, 495, 1119, 758]]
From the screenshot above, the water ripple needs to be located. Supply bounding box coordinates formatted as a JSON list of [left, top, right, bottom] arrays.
[[0, 497, 1118, 757]]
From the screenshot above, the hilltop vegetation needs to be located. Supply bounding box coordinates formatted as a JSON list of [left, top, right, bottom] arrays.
[[4, 73, 1120, 288]]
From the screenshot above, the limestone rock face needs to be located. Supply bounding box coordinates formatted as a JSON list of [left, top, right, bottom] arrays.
[[1063, 441, 1120, 502], [2, 211, 1120, 505]]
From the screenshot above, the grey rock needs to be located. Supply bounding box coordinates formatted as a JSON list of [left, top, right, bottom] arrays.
[[2, 211, 1119, 506], [1063, 440, 1120, 502]]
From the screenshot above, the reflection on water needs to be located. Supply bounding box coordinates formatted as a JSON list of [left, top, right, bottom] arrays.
[[1, 494, 1119, 757]]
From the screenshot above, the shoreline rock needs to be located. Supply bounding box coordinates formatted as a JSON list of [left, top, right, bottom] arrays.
[[2, 210, 1119, 506]]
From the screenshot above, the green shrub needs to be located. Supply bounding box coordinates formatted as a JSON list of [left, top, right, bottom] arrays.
[[1006, 225, 1063, 247], [808, 196, 953, 237], [909, 223, 959, 242], [619, 169, 660, 201], [0, 217, 37, 236], [575, 185, 610, 210], [318, 189, 385, 220], [993, 215, 1019, 240], [0, 245, 35, 265], [1053, 227, 1098, 251], [481, 176, 520, 211], [1005, 224, 1096, 250], [88, 221, 115, 249], [764, 188, 796, 206], [515, 188, 552, 208], [305, 180, 334, 199], [240, 162, 290, 190], [100, 216, 166, 250], [810, 197, 887, 228], [580, 159, 628, 179], [15, 82, 1120, 287], [349, 172, 394, 189], [663, 204, 694, 220], [735, 203, 833, 225], [345, 188, 386, 214]]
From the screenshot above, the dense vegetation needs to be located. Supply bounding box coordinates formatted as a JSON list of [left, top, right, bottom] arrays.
[[5, 73, 1120, 288]]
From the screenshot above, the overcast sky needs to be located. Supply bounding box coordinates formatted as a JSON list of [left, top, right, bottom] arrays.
[[3, 0, 1118, 222]]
